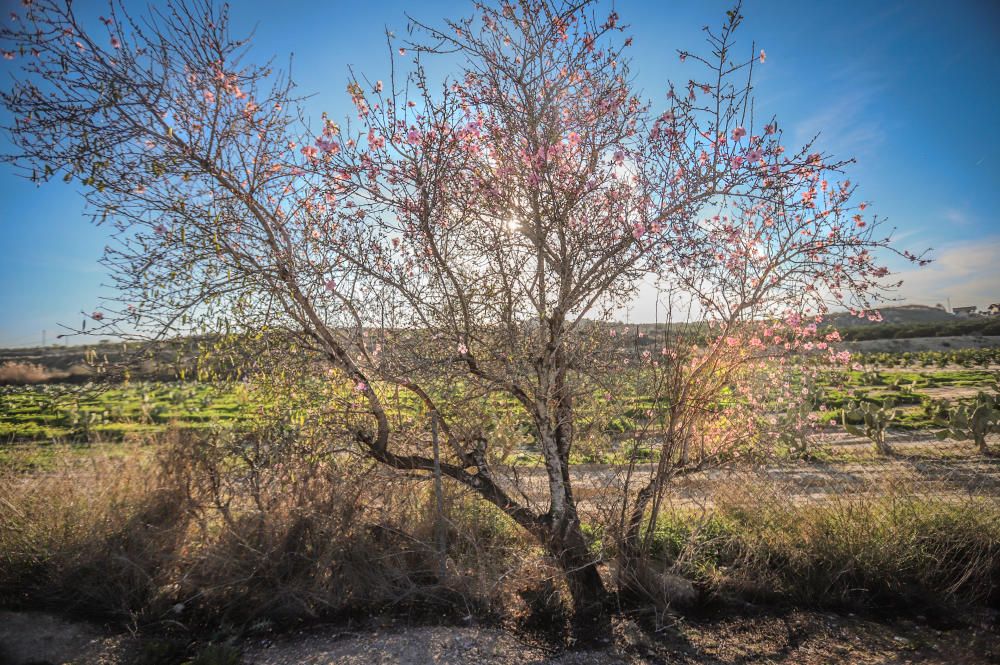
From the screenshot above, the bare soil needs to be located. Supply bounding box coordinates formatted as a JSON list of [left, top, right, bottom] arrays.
[[498, 443, 1000, 513], [2, 609, 998, 664]]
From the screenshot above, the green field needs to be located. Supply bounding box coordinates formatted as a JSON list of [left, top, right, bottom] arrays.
[[1, 347, 997, 471], [0, 381, 249, 441], [818, 367, 998, 429]]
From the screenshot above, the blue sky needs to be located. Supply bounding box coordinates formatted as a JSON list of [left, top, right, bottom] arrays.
[[1, 0, 998, 346]]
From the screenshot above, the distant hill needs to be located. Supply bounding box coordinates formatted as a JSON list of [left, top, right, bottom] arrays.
[[2, 306, 998, 385], [825, 305, 955, 328], [827, 306, 1000, 341]]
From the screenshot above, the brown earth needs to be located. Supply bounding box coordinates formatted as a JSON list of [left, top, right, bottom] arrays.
[[2, 609, 998, 664], [494, 441, 1000, 514]]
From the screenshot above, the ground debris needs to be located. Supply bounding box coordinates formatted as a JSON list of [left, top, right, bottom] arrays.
[[1, 609, 997, 664]]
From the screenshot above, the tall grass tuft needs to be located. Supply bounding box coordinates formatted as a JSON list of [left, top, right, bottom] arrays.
[[648, 486, 1000, 612], [0, 427, 533, 628], [2, 426, 998, 631]]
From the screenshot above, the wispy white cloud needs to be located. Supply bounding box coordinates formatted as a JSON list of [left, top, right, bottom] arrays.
[[894, 237, 1000, 308], [941, 208, 972, 227], [618, 238, 1000, 324], [792, 85, 886, 159]]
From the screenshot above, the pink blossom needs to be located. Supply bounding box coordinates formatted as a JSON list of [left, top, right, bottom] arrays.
[[759, 49, 766, 63], [746, 148, 763, 162], [367, 129, 385, 150], [153, 224, 167, 235], [325, 279, 336, 292], [353, 380, 367, 393], [315, 137, 339, 154], [406, 129, 422, 144], [457, 342, 468, 355], [2, 51, 13, 60], [374, 80, 383, 93], [632, 222, 646, 240], [202, 90, 215, 104], [731, 126, 746, 141], [91, 311, 104, 321], [398, 47, 406, 56], [110, 36, 121, 49], [301, 145, 318, 160]]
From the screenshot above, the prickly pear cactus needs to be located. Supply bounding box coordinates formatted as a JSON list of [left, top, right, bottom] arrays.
[[843, 398, 901, 455], [936, 391, 1000, 455]]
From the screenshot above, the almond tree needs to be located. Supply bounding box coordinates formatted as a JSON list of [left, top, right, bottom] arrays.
[[1, 0, 922, 622]]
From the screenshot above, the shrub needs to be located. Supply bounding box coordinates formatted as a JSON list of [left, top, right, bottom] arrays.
[[0, 426, 535, 629], [649, 487, 1000, 612]]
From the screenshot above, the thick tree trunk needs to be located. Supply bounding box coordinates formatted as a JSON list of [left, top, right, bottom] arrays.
[[368, 428, 608, 633], [541, 514, 609, 642]]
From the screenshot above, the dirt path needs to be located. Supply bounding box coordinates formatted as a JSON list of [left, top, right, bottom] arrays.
[[242, 613, 1000, 664], [492, 445, 1000, 514], [3, 610, 997, 664]]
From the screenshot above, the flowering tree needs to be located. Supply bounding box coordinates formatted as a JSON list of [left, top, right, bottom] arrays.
[[2, 0, 922, 621]]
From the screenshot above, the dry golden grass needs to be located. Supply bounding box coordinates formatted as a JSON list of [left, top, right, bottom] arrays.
[[0, 361, 69, 385], [0, 429, 543, 628], [1, 426, 998, 633]]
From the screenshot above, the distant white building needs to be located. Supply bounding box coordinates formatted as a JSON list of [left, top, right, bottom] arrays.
[[953, 305, 978, 317], [988, 303, 1000, 317]]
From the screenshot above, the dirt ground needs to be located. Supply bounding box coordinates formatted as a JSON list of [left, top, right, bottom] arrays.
[[494, 442, 1000, 514], [2, 609, 998, 665]]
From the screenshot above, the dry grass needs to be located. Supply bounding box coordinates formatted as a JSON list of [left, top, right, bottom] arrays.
[[0, 361, 70, 385], [1, 426, 998, 636], [0, 428, 540, 630], [647, 480, 1000, 612]]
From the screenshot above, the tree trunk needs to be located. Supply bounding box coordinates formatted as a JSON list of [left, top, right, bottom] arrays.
[[542, 514, 609, 642], [615, 480, 655, 599]]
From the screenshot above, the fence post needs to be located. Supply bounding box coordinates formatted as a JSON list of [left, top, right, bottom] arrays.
[[431, 412, 447, 581]]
